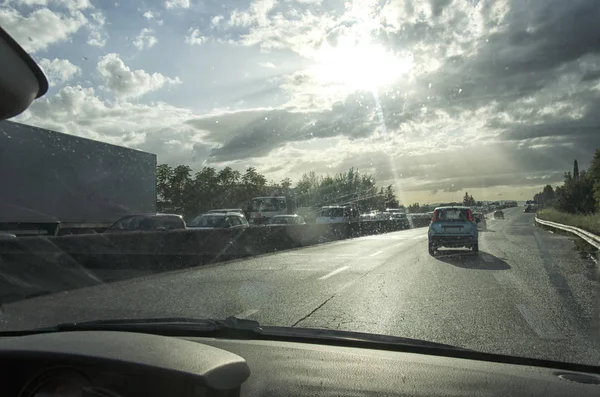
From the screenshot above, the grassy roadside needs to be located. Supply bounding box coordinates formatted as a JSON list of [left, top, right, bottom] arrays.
[[536, 208, 600, 236]]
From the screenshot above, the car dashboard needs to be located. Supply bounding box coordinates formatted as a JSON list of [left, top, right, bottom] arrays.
[[0, 331, 599, 397]]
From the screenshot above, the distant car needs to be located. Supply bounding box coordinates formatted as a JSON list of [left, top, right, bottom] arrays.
[[428, 206, 479, 255], [494, 210, 504, 219], [266, 215, 306, 226], [187, 212, 249, 230], [472, 212, 487, 230], [524, 205, 535, 213], [316, 206, 359, 224], [105, 214, 186, 233]]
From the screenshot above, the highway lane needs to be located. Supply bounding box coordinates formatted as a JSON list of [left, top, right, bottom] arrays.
[[2, 207, 599, 365]]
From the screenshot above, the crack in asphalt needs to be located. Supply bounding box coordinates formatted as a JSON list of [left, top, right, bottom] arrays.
[[292, 294, 336, 327]]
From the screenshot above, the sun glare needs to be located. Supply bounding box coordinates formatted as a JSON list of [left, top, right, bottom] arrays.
[[311, 41, 413, 92]]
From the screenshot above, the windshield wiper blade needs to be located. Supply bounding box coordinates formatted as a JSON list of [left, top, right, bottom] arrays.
[[41, 316, 263, 338], [31, 317, 466, 351], [20, 317, 469, 352]]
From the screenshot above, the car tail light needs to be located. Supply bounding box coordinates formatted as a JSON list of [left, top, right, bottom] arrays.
[[467, 209, 473, 222], [432, 210, 438, 222]]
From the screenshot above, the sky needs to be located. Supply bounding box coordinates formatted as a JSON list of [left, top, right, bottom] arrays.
[[2, 0, 600, 205]]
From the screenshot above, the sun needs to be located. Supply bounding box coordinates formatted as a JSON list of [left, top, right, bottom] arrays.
[[310, 40, 413, 93]]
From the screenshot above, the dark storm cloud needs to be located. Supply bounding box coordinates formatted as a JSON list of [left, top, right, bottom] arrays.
[[185, 98, 379, 161]]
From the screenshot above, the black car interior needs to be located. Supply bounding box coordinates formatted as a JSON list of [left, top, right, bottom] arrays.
[[2, 330, 599, 397]]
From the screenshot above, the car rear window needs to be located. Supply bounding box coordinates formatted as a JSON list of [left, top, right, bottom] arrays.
[[436, 208, 470, 222], [188, 214, 226, 228]]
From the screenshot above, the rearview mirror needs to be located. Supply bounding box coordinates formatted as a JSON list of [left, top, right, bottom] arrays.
[[0, 26, 48, 119]]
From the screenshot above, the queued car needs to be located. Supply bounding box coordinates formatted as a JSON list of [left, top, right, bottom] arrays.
[[315, 206, 359, 224], [266, 215, 306, 226], [187, 212, 249, 230], [104, 214, 186, 233], [494, 210, 505, 219], [472, 212, 487, 230], [428, 206, 479, 255]]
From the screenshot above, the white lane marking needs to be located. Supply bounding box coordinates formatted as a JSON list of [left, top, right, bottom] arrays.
[[413, 235, 427, 240], [235, 309, 259, 319], [516, 304, 563, 340], [319, 266, 349, 280], [369, 250, 384, 257], [393, 242, 404, 247]]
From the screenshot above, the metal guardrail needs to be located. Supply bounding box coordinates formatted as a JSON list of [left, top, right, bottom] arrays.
[[535, 217, 600, 250]]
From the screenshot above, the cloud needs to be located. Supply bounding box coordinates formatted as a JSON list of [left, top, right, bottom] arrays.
[[259, 62, 276, 69], [38, 58, 81, 86], [164, 0, 190, 9], [87, 11, 107, 47], [211, 15, 224, 26], [9, 0, 92, 9], [55, 0, 92, 10], [143, 10, 157, 19], [0, 6, 87, 53], [133, 28, 158, 50], [16, 84, 208, 166], [229, 0, 277, 27], [184, 28, 207, 46], [96, 53, 181, 99], [10, 0, 600, 202]]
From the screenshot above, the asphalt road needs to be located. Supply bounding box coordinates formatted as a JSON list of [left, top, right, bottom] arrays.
[[2, 207, 600, 365]]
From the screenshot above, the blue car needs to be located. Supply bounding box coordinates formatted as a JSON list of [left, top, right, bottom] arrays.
[[428, 206, 479, 255]]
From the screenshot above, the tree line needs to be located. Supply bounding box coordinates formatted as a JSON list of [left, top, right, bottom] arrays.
[[534, 149, 600, 214], [405, 192, 479, 214], [156, 164, 400, 219]]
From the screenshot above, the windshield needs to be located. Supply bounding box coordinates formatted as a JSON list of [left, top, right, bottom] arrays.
[[188, 214, 226, 228], [2, 0, 600, 369]]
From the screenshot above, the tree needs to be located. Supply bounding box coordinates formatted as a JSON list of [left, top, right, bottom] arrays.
[[384, 185, 399, 208], [556, 170, 596, 214], [534, 184, 555, 208], [156, 164, 173, 211], [588, 149, 600, 209], [542, 184, 555, 200], [573, 160, 580, 180], [463, 192, 476, 206]]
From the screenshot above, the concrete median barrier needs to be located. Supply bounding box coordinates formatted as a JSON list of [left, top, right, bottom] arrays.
[[0, 218, 432, 304]]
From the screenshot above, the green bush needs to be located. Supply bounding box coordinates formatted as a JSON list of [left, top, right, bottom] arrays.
[[537, 208, 600, 235]]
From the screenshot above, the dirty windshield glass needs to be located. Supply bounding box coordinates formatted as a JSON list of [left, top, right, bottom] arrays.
[[1, 0, 600, 368]]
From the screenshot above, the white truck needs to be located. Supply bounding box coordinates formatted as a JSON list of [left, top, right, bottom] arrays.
[[0, 121, 157, 236], [248, 196, 297, 225]]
